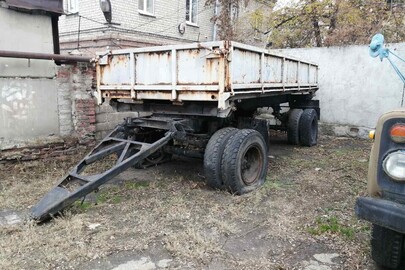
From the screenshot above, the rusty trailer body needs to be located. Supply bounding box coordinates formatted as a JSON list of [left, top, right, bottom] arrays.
[[96, 41, 318, 117], [32, 41, 320, 222]]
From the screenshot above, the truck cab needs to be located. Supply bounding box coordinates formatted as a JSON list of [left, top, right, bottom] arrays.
[[356, 109, 405, 269]]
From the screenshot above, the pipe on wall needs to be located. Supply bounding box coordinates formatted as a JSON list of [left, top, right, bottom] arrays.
[[0, 50, 92, 63]]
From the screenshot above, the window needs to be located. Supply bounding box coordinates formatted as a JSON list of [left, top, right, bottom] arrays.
[[138, 0, 154, 15], [65, 0, 79, 14], [186, 0, 198, 25]]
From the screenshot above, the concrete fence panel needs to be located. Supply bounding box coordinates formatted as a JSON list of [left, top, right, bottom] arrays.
[[276, 43, 405, 137]]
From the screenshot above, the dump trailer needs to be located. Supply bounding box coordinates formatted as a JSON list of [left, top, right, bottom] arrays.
[[32, 41, 319, 221]]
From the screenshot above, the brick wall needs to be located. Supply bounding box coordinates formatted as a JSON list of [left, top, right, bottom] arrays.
[[0, 61, 151, 162], [57, 63, 96, 142], [59, 0, 215, 54], [0, 63, 97, 162], [95, 101, 143, 140]]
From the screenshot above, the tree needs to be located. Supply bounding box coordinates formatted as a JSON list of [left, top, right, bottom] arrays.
[[205, 0, 242, 40], [207, 0, 405, 48], [260, 0, 405, 48]]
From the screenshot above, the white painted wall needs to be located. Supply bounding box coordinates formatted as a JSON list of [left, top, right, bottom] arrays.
[[0, 7, 59, 147], [0, 8, 56, 77], [275, 43, 405, 130], [0, 79, 59, 140]]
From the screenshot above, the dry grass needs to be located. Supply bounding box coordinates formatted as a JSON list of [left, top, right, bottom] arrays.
[[0, 135, 375, 269]]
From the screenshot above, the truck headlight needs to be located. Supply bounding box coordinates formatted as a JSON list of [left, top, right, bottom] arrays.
[[383, 151, 405, 181]]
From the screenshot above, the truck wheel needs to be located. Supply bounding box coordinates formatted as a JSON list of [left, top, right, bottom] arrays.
[[371, 224, 404, 269], [204, 127, 238, 189], [221, 129, 268, 195], [287, 109, 303, 145], [299, 109, 318, 146]]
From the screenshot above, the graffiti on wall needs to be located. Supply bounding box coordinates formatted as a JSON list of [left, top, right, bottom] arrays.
[[0, 80, 34, 130]]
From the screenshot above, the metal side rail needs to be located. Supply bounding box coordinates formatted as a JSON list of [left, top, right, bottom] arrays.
[[31, 117, 186, 222]]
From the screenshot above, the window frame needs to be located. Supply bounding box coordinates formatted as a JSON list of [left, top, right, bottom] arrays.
[[65, 0, 79, 14], [138, 0, 155, 17], [186, 0, 198, 26]]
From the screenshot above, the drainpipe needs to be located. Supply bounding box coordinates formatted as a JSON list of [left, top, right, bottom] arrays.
[[0, 50, 92, 63], [213, 0, 219, 41]]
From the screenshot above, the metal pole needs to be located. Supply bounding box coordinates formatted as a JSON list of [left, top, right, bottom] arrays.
[[0, 50, 92, 63], [77, 15, 81, 50]]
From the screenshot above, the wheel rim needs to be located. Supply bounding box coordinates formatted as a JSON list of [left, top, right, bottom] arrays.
[[241, 145, 263, 185]]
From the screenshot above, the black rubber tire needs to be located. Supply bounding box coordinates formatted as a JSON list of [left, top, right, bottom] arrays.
[[371, 224, 404, 269], [299, 108, 318, 147], [287, 109, 303, 145], [204, 127, 238, 190], [221, 129, 268, 195]]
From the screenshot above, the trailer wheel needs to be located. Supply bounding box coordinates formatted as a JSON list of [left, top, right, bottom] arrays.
[[371, 224, 404, 269], [299, 109, 318, 146], [287, 109, 303, 145], [221, 129, 268, 195], [204, 127, 238, 189]]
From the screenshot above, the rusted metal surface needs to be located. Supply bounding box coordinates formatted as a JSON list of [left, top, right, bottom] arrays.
[[31, 117, 190, 221], [5, 0, 63, 14], [95, 41, 319, 114], [0, 50, 92, 63]]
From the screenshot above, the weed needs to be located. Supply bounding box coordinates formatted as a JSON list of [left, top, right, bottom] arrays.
[[308, 215, 356, 240], [265, 176, 296, 191], [72, 200, 92, 212], [125, 180, 150, 190], [96, 188, 122, 205]]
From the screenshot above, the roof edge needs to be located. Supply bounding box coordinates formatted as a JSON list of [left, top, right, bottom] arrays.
[[4, 0, 63, 14]]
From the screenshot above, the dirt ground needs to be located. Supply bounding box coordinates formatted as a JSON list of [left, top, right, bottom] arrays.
[[0, 133, 376, 270]]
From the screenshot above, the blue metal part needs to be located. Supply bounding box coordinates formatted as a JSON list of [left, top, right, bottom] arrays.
[[370, 33, 389, 60], [370, 33, 405, 84]]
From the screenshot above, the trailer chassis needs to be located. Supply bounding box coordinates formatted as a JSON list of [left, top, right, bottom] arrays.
[[31, 117, 190, 221]]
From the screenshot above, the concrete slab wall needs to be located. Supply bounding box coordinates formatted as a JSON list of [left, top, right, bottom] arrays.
[[0, 7, 56, 78], [0, 64, 96, 161], [0, 78, 59, 140], [0, 7, 61, 150], [275, 43, 405, 133]]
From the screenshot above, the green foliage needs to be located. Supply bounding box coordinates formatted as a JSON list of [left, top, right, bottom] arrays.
[[308, 215, 356, 239], [96, 188, 122, 205], [73, 200, 92, 212], [247, 0, 405, 48]]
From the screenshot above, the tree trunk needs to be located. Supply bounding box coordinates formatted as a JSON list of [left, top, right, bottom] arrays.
[[312, 18, 322, 47]]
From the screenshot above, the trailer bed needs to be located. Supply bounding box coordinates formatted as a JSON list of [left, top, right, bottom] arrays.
[[96, 41, 318, 116]]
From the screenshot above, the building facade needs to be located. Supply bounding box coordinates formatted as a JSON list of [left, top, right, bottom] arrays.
[[59, 0, 216, 55]]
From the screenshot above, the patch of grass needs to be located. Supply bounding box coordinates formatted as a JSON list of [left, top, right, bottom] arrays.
[[265, 176, 296, 190], [283, 157, 313, 168], [308, 215, 356, 239], [96, 188, 123, 205], [334, 148, 352, 157], [125, 180, 150, 190], [0, 137, 375, 270], [73, 200, 92, 212]]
